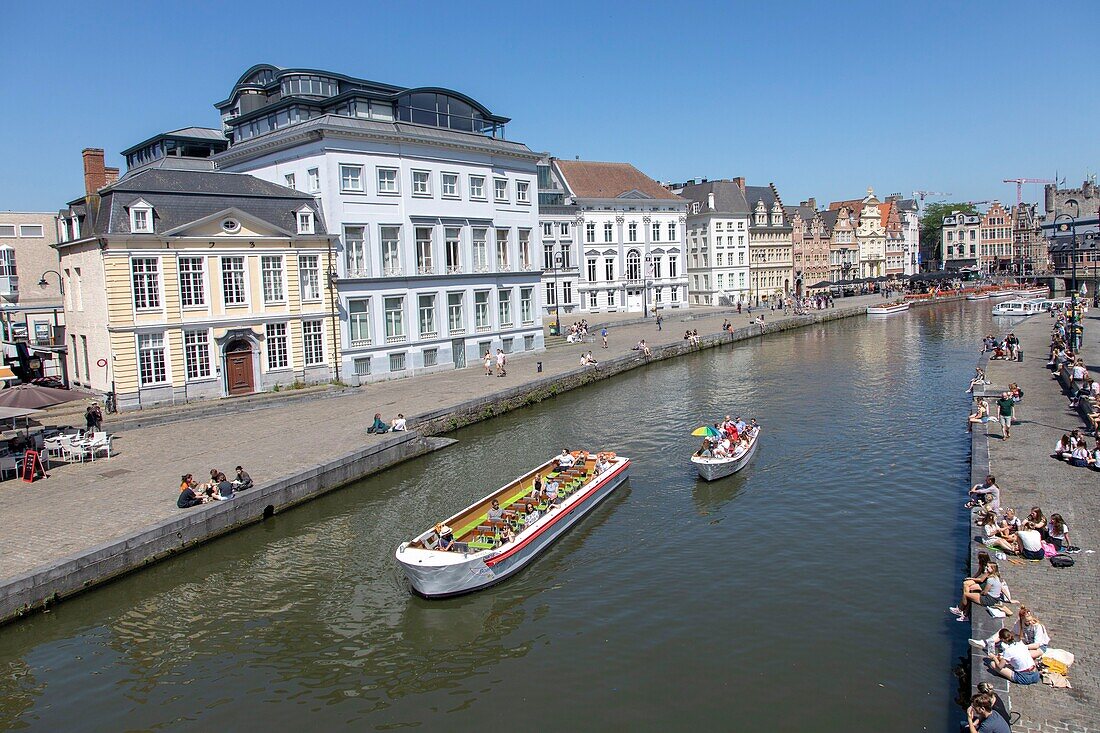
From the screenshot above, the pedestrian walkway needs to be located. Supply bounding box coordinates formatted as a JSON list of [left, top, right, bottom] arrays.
[[981, 312, 1099, 732], [0, 296, 880, 585]]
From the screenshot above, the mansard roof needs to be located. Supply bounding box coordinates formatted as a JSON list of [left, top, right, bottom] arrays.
[[678, 180, 750, 214]]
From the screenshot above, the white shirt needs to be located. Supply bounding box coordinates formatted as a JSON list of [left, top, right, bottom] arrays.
[[1073, 365, 1086, 380], [1017, 529, 1042, 552], [1047, 522, 1069, 540], [1025, 623, 1050, 648], [558, 454, 574, 467], [392, 418, 407, 431], [1002, 641, 1035, 671]]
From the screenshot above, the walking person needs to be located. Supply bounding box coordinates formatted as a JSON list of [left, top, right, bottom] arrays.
[[656, 314, 663, 331], [85, 402, 103, 432], [495, 348, 507, 377], [483, 350, 493, 376], [996, 391, 1015, 440], [601, 327, 608, 349]]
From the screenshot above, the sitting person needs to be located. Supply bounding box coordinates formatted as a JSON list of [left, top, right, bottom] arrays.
[[1016, 525, 1045, 560], [487, 499, 504, 523], [960, 550, 993, 599], [215, 472, 234, 500], [967, 398, 989, 432], [546, 476, 561, 500], [640, 340, 652, 357], [1068, 442, 1092, 467], [435, 523, 455, 551], [557, 449, 575, 468], [499, 523, 515, 545], [694, 438, 713, 458], [964, 693, 1008, 733], [177, 475, 204, 508], [234, 466, 253, 490], [1047, 513, 1072, 551], [985, 628, 1040, 685], [967, 474, 1001, 512], [524, 502, 540, 524], [966, 367, 988, 393], [1053, 434, 1074, 460], [367, 413, 390, 434], [977, 512, 1016, 554], [1015, 608, 1051, 661], [392, 413, 408, 431], [950, 561, 1004, 621]]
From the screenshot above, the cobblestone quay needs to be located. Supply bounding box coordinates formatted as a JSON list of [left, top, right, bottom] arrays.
[[0, 296, 885, 623], [973, 310, 1099, 732]]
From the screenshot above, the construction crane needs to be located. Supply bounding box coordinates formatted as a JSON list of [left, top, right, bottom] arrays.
[[912, 190, 951, 214], [1002, 178, 1054, 207]]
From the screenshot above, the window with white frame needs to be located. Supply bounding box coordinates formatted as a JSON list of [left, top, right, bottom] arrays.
[[560, 222, 570, 237], [442, 172, 459, 198], [299, 254, 321, 300], [354, 357, 371, 376], [348, 298, 371, 345], [447, 292, 464, 333], [668, 256, 678, 278], [412, 170, 431, 196], [628, 222, 638, 242], [604, 222, 613, 242], [303, 320, 324, 365], [415, 227, 434, 274], [544, 243, 556, 270], [0, 248, 14, 280], [284, 173, 296, 189], [130, 206, 153, 233], [183, 330, 212, 380], [544, 281, 556, 305], [297, 210, 314, 234], [626, 250, 641, 280], [587, 257, 597, 282], [261, 256, 285, 303], [495, 229, 510, 271], [652, 221, 661, 241], [668, 221, 676, 240], [389, 353, 406, 372], [340, 165, 363, 192], [178, 256, 205, 307], [520, 288, 534, 323], [588, 290, 598, 308], [469, 175, 486, 199], [377, 167, 398, 193], [131, 257, 161, 309], [307, 168, 320, 191], [494, 178, 508, 202], [418, 293, 437, 337], [543, 222, 553, 237], [137, 333, 167, 385], [671, 285, 679, 302], [384, 296, 405, 341], [474, 290, 490, 330], [19, 224, 44, 237], [519, 229, 531, 270], [516, 180, 530, 204], [265, 323, 289, 369], [559, 243, 571, 269], [586, 222, 595, 243], [606, 290, 615, 306], [562, 280, 572, 304], [344, 225, 368, 276], [222, 256, 247, 305], [498, 288, 512, 326], [445, 228, 462, 273], [472, 229, 488, 272], [0, 225, 14, 237], [604, 258, 615, 281], [381, 226, 401, 275], [653, 257, 663, 278]]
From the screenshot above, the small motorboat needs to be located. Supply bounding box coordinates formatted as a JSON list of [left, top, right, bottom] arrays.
[[966, 292, 991, 301], [691, 428, 761, 481], [866, 302, 910, 316], [395, 450, 630, 597]]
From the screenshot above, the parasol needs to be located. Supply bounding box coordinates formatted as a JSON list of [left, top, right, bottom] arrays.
[[691, 426, 722, 438]]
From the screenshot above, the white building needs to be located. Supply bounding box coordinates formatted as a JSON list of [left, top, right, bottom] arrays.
[[213, 64, 543, 382], [887, 195, 921, 275], [941, 210, 982, 271], [673, 180, 752, 305], [537, 159, 687, 315]]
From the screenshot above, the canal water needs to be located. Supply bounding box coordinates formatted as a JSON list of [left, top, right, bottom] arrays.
[[0, 302, 991, 731]]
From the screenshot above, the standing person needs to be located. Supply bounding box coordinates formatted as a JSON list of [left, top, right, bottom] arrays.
[[483, 350, 493, 376], [1005, 332, 1019, 361], [656, 314, 663, 331], [996, 391, 1015, 439], [601, 327, 608, 349], [495, 348, 507, 377], [85, 402, 101, 432]]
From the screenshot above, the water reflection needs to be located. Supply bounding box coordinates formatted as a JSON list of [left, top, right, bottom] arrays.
[[0, 302, 994, 731]]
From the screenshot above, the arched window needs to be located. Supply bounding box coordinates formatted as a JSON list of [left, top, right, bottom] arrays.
[[626, 249, 641, 281]]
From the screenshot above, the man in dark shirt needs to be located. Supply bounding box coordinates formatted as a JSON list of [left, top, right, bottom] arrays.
[[996, 392, 1015, 439], [965, 693, 1010, 732], [234, 466, 253, 490], [216, 473, 234, 500], [177, 486, 203, 508]]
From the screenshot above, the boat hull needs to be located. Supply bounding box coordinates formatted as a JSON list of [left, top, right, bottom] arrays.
[[396, 460, 630, 597], [691, 433, 760, 481], [966, 293, 990, 301], [866, 303, 910, 315]]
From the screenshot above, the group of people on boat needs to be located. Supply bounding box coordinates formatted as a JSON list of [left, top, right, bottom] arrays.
[[177, 466, 253, 508], [694, 416, 758, 459]]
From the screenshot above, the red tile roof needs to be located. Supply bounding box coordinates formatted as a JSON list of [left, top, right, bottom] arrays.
[[555, 160, 683, 201]]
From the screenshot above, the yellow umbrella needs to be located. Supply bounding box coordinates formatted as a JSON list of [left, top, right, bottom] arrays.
[[691, 426, 721, 437]]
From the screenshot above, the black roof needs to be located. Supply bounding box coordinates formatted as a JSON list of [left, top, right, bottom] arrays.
[[678, 180, 750, 214], [63, 168, 326, 238]]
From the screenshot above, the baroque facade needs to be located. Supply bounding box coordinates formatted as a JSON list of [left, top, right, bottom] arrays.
[[979, 201, 1013, 273], [743, 180, 793, 302], [213, 64, 544, 382], [786, 197, 831, 293]]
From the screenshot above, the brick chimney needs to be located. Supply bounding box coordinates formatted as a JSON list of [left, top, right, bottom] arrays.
[[82, 148, 107, 196], [732, 176, 745, 193], [104, 166, 120, 187]]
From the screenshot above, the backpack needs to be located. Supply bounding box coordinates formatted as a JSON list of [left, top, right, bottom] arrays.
[[1049, 554, 1075, 568]]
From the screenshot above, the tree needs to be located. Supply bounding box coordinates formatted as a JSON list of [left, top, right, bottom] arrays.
[[920, 202, 979, 267]]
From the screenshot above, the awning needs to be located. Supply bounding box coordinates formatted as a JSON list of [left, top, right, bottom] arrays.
[[0, 406, 44, 420], [0, 366, 15, 382]]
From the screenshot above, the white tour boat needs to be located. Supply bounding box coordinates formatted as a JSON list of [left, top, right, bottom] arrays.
[[691, 428, 761, 481], [966, 292, 991, 301], [991, 299, 1045, 317], [395, 450, 630, 597], [866, 302, 910, 316]]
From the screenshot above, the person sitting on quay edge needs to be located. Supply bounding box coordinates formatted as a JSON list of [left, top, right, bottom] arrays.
[[215, 472, 234, 501], [949, 561, 1004, 622], [391, 413, 408, 431], [985, 628, 1041, 686], [177, 474, 204, 509], [367, 413, 390, 434], [963, 693, 1010, 733], [966, 474, 1001, 513], [967, 398, 990, 432], [234, 466, 253, 490]]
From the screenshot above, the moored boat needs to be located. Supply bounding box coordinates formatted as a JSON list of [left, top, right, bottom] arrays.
[[866, 302, 910, 315], [966, 292, 991, 301], [395, 450, 630, 597], [691, 428, 761, 481], [991, 299, 1045, 317]]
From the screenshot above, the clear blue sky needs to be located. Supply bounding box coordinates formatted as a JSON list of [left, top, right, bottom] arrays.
[[4, 0, 1098, 212]]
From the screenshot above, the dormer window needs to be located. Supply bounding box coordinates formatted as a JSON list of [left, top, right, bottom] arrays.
[[129, 200, 154, 233], [691, 202, 701, 215], [297, 208, 315, 235]]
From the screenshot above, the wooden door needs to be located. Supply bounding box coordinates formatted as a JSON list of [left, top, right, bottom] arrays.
[[226, 349, 254, 396]]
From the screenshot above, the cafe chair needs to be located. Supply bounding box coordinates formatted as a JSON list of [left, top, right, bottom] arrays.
[[0, 455, 23, 481]]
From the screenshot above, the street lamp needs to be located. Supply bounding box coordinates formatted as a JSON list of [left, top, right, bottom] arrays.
[[38, 269, 65, 339], [1054, 211, 1080, 350]]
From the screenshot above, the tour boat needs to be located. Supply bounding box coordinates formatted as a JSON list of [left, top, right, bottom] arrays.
[[966, 292, 991, 301], [991, 299, 1045, 317], [691, 428, 761, 481], [395, 451, 630, 597], [866, 302, 910, 316]]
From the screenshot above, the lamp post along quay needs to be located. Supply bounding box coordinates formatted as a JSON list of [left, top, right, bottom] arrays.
[[1055, 212, 1082, 350]]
